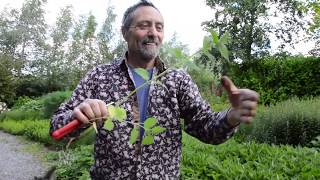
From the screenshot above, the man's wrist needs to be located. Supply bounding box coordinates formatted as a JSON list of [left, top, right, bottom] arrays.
[[226, 108, 241, 128]]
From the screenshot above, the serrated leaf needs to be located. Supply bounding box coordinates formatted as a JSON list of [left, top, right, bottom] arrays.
[[104, 118, 114, 131], [144, 117, 157, 129], [113, 106, 126, 122], [134, 68, 149, 81], [142, 135, 154, 145], [129, 128, 139, 144], [151, 126, 166, 135], [209, 30, 219, 45], [108, 105, 116, 119]]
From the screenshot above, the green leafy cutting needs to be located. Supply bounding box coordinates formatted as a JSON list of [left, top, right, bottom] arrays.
[[134, 68, 149, 81], [129, 127, 139, 144], [142, 135, 154, 145], [144, 117, 157, 129], [104, 118, 114, 131]]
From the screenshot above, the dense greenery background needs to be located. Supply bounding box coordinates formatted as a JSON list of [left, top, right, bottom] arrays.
[[0, 0, 319, 179]]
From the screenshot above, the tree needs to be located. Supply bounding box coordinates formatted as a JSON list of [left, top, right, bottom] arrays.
[[44, 6, 73, 91], [97, 5, 117, 62], [203, 0, 312, 61], [160, 32, 189, 67], [309, 1, 320, 56]]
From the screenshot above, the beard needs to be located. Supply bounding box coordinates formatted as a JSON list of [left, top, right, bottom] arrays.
[[136, 36, 161, 62]]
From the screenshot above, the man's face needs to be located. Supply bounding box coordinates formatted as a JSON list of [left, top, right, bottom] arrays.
[[124, 6, 164, 61]]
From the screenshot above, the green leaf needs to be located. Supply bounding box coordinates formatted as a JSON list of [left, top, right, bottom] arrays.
[[108, 105, 126, 122], [134, 68, 149, 81], [144, 117, 157, 129], [209, 30, 219, 45], [104, 118, 114, 131], [113, 106, 127, 122], [202, 36, 211, 52], [129, 128, 139, 144], [203, 51, 216, 61], [151, 126, 166, 135], [218, 44, 229, 61], [142, 135, 154, 145], [108, 105, 116, 119], [219, 32, 230, 45]]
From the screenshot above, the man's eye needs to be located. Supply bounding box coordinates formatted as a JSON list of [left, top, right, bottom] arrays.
[[156, 25, 163, 31], [138, 24, 149, 30]]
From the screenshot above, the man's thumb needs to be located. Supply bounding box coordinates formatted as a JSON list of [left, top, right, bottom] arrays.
[[221, 76, 238, 95], [221, 76, 240, 107]]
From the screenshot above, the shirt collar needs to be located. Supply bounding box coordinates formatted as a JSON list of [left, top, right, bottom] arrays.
[[119, 51, 167, 73]]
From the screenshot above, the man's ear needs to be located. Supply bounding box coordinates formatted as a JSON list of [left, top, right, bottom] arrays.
[[121, 27, 128, 41]]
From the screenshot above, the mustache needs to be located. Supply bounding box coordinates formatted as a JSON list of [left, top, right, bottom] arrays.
[[141, 37, 159, 45]]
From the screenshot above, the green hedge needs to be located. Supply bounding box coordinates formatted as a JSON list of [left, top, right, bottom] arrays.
[[238, 97, 320, 146], [0, 119, 62, 146], [42, 91, 72, 118], [230, 56, 320, 105], [0, 91, 71, 121]]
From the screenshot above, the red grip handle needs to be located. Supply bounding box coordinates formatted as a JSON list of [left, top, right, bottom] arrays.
[[52, 119, 82, 140]]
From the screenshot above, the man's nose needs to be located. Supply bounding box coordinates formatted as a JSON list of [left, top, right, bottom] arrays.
[[147, 25, 157, 35]]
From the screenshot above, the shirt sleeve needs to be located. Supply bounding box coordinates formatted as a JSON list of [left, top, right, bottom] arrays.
[[177, 71, 238, 144], [49, 67, 99, 138]]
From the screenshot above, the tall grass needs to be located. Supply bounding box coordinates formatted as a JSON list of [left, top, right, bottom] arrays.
[[238, 97, 320, 146]]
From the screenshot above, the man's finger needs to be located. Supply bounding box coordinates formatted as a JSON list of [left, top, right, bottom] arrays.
[[221, 76, 238, 95], [221, 76, 240, 107]]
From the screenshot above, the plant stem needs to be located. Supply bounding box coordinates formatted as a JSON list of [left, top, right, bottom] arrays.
[[116, 69, 169, 106]]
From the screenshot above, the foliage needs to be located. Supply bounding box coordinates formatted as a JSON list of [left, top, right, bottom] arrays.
[[11, 96, 43, 111], [238, 97, 320, 146], [45, 132, 320, 179], [0, 119, 62, 146], [203, 0, 314, 61], [0, 109, 42, 121], [42, 91, 72, 118], [229, 56, 320, 105], [46, 145, 93, 179], [181, 134, 320, 179], [310, 136, 320, 150], [0, 54, 16, 106]]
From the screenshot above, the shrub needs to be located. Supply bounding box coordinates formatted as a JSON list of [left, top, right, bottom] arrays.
[[1, 109, 42, 121], [42, 91, 72, 118], [238, 97, 320, 146], [46, 133, 320, 179], [0, 119, 62, 146], [11, 96, 43, 111], [46, 145, 93, 179], [230, 56, 320, 105], [181, 133, 320, 179]]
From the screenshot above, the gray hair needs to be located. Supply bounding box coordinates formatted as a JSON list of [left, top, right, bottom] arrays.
[[121, 0, 160, 33]]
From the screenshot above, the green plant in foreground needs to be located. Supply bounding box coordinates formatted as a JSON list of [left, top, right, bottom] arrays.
[[85, 68, 168, 145]]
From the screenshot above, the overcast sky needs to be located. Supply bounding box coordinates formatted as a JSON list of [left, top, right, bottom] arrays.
[[1, 0, 216, 54], [0, 0, 315, 55]]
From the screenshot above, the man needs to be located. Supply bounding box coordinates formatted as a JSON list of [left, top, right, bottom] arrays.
[[50, 1, 259, 179]]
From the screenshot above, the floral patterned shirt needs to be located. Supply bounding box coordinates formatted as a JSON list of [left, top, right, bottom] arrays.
[[50, 56, 238, 179]]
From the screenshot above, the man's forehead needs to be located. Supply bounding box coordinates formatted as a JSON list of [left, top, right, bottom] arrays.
[[132, 6, 163, 23]]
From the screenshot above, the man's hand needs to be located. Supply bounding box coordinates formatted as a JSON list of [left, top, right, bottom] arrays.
[[72, 99, 108, 124], [221, 76, 259, 127]]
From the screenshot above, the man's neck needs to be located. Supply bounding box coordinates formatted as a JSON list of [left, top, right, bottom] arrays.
[[127, 52, 155, 69]]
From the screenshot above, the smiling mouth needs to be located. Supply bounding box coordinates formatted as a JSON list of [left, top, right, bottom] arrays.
[[144, 42, 157, 46]]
